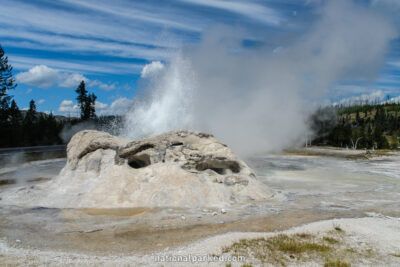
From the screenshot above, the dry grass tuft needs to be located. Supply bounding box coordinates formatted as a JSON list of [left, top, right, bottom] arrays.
[[221, 228, 370, 266], [222, 233, 332, 266], [324, 259, 351, 267], [323, 236, 339, 244]]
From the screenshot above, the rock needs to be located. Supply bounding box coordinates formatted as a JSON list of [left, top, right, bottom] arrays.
[[221, 208, 227, 214], [5, 130, 275, 208]]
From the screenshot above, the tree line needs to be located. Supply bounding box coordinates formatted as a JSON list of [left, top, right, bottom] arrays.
[[0, 44, 105, 148], [310, 103, 400, 150]]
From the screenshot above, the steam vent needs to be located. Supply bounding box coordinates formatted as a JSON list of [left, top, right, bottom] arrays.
[[8, 130, 275, 208]]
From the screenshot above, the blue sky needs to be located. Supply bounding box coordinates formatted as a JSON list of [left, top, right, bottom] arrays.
[[1, 0, 400, 115]]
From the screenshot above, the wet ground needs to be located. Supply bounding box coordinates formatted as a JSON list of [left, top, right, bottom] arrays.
[[0, 147, 399, 255]]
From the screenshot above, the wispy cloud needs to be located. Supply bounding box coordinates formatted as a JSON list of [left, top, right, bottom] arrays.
[[179, 0, 284, 26], [9, 55, 143, 74], [0, 29, 172, 61], [0, 0, 286, 75], [60, 0, 202, 32]]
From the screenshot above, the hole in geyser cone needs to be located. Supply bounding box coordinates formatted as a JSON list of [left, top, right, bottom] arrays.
[[196, 160, 241, 174], [128, 154, 151, 169]]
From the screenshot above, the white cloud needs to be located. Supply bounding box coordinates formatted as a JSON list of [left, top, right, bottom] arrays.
[[333, 90, 387, 106], [57, 98, 133, 116], [109, 97, 133, 115], [384, 95, 400, 104], [141, 61, 164, 78], [58, 99, 79, 114], [37, 99, 45, 104], [89, 80, 116, 91], [179, 0, 283, 25], [94, 101, 109, 115], [26, 88, 32, 94], [15, 64, 118, 90], [15, 65, 61, 88], [60, 100, 73, 106], [95, 98, 133, 115], [59, 73, 88, 88], [96, 101, 108, 109], [16, 65, 88, 89]]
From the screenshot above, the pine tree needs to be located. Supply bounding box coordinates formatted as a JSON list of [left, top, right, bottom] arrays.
[[0, 44, 16, 108], [9, 99, 21, 124], [8, 100, 22, 146], [88, 92, 97, 119], [26, 99, 37, 120], [75, 80, 97, 120], [22, 100, 37, 146], [75, 80, 88, 119], [0, 44, 17, 146]]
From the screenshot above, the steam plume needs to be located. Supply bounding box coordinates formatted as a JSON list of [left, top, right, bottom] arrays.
[[123, 0, 397, 155]]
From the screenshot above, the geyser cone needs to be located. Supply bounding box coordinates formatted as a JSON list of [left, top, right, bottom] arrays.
[[3, 130, 276, 208]]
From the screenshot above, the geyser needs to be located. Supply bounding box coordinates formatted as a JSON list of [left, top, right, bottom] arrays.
[[123, 0, 397, 155], [1, 130, 276, 208]]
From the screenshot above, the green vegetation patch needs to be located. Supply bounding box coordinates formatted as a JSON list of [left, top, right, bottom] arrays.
[[222, 233, 331, 266], [324, 259, 351, 267], [323, 236, 339, 244], [334, 226, 344, 232], [221, 227, 371, 266]]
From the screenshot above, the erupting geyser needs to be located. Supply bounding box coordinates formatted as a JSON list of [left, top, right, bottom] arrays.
[[2, 130, 276, 208]]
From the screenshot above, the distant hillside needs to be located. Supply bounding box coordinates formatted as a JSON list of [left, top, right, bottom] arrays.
[[19, 110, 73, 122], [311, 103, 400, 149]]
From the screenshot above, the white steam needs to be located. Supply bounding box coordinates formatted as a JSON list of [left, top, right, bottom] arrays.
[[124, 55, 195, 138], [123, 0, 397, 155]]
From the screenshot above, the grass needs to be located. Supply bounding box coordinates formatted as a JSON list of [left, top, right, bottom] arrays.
[[295, 233, 314, 239], [345, 248, 357, 253], [221, 227, 366, 266], [222, 233, 332, 266], [324, 259, 351, 267], [272, 234, 330, 254], [323, 237, 339, 244], [333, 225, 344, 232]]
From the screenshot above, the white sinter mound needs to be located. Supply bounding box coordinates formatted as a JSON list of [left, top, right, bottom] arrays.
[[4, 130, 274, 208]]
